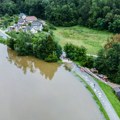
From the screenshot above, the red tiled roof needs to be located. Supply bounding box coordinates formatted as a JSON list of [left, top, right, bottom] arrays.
[[26, 16, 37, 21]]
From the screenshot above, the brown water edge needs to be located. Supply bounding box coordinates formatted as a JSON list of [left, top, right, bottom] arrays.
[[7, 47, 60, 80], [0, 44, 104, 120]]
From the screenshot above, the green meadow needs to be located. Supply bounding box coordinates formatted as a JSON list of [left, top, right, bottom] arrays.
[[54, 26, 113, 54]]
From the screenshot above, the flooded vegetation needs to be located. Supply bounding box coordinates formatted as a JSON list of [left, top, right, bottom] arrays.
[[0, 44, 104, 120]]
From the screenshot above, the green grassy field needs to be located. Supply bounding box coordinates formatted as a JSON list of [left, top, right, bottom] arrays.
[[53, 26, 113, 54], [94, 78, 120, 118]]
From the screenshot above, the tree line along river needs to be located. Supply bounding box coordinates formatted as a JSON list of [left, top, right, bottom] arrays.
[[0, 44, 105, 120]]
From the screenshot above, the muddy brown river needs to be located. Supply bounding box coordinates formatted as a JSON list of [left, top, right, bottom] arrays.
[[0, 44, 104, 120]]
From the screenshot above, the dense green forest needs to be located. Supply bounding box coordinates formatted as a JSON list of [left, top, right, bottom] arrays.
[[0, 0, 120, 33], [95, 35, 120, 84]]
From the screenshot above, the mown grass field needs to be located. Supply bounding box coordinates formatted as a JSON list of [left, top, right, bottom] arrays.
[[54, 26, 113, 54], [94, 78, 120, 118]]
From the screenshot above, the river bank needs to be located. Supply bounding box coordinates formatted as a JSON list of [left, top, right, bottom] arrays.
[[63, 60, 120, 120]]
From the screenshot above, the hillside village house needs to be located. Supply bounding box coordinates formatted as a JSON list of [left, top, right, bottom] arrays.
[[19, 13, 26, 19], [31, 20, 43, 31], [26, 16, 37, 23], [8, 13, 44, 33], [18, 18, 25, 25]]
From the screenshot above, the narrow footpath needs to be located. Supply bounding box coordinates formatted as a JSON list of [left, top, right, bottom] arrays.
[[71, 64, 120, 120]]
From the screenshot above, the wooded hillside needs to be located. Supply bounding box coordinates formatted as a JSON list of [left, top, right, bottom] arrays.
[[0, 0, 120, 33]]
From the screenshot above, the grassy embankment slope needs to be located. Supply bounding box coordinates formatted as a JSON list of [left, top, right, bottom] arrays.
[[76, 74, 110, 120], [54, 26, 113, 54], [94, 79, 120, 118]]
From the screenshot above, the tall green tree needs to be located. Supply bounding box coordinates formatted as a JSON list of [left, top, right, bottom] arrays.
[[95, 43, 120, 83]]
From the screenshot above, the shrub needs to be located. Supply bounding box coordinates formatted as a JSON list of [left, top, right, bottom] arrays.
[[95, 43, 120, 84], [14, 32, 33, 56], [64, 43, 87, 61], [45, 52, 58, 62], [0, 37, 7, 44], [82, 56, 94, 68], [64, 43, 95, 68], [7, 32, 33, 55], [43, 25, 49, 32], [33, 34, 62, 61], [7, 38, 16, 50]]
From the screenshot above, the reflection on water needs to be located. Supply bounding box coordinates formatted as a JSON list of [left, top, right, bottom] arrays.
[[0, 44, 104, 120], [7, 48, 60, 80]]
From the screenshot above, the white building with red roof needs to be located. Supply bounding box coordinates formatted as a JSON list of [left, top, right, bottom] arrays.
[[26, 16, 37, 23]]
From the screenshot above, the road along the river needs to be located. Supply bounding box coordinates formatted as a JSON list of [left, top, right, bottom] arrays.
[[0, 29, 10, 40], [71, 64, 120, 120]]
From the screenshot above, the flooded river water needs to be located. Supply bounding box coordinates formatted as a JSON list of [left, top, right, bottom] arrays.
[[0, 44, 104, 120]]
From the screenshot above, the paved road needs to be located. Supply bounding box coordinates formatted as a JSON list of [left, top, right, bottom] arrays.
[[72, 64, 120, 120], [0, 29, 10, 40]]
